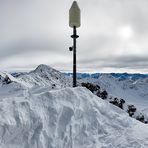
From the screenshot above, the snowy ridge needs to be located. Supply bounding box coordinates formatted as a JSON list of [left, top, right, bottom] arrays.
[[0, 71, 28, 96], [0, 72, 20, 84], [80, 73, 148, 110], [81, 82, 148, 123], [17, 64, 72, 89], [0, 87, 148, 148], [0, 64, 72, 96]]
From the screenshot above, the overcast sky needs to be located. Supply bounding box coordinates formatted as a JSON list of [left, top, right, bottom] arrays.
[[0, 0, 148, 73]]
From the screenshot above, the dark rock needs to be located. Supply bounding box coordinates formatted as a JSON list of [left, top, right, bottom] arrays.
[[136, 115, 145, 122], [128, 105, 136, 112], [100, 90, 108, 100], [52, 84, 56, 89], [81, 83, 100, 93], [3, 75, 12, 84], [119, 99, 125, 109]]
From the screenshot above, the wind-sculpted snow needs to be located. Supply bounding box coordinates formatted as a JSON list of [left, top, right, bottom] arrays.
[[0, 86, 148, 148]]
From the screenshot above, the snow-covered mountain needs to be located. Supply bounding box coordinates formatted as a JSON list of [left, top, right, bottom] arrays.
[[81, 82, 148, 123], [66, 72, 148, 110], [18, 64, 72, 88], [0, 64, 72, 98], [0, 64, 148, 148], [80, 73, 148, 110], [1, 65, 148, 120], [1, 65, 147, 118], [65, 72, 148, 80]]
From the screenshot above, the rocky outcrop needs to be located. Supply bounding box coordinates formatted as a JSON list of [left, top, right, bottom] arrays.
[[81, 82, 148, 124]]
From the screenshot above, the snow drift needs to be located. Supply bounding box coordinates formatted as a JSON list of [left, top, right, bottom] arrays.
[[0, 87, 148, 148]]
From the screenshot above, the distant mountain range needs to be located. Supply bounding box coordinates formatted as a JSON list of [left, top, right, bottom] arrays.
[[65, 72, 148, 81], [11, 70, 148, 81]]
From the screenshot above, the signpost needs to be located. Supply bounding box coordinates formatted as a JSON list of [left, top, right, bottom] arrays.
[[69, 1, 81, 87]]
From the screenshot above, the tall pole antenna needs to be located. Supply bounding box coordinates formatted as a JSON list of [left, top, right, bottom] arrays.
[[70, 26, 79, 87], [69, 1, 81, 87]]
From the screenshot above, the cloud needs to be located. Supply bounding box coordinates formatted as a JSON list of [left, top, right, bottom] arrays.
[[78, 55, 148, 72], [0, 0, 148, 73], [0, 38, 68, 60]]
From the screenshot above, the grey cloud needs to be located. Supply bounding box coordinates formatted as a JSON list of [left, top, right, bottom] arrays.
[[0, 0, 148, 72], [78, 55, 148, 69], [0, 38, 67, 60]]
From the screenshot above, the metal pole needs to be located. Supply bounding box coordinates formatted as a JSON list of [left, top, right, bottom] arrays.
[[73, 26, 77, 87], [70, 26, 79, 87]]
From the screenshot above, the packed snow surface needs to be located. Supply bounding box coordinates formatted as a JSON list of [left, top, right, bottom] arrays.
[[0, 85, 148, 148]]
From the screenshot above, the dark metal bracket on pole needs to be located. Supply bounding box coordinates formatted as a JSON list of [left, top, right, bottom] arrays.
[[69, 26, 79, 87]]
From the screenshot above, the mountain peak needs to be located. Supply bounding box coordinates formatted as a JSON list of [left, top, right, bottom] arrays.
[[32, 64, 60, 75], [35, 64, 54, 71]]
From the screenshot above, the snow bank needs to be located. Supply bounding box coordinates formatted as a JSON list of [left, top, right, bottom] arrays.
[[0, 87, 148, 148]]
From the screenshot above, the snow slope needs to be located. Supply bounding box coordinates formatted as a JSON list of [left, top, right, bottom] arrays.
[[80, 74, 148, 110], [0, 85, 148, 148]]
